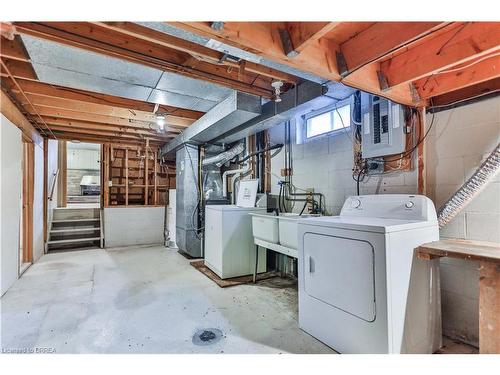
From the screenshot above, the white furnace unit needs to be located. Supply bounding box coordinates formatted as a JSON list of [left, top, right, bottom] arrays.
[[297, 194, 441, 353]]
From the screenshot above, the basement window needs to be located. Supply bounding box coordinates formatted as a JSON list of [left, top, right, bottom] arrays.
[[304, 103, 351, 139]]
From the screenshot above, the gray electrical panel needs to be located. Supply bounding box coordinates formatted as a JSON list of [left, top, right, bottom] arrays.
[[361, 94, 406, 158]]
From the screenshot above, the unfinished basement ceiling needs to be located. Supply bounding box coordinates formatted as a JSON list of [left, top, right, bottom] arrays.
[[20, 34, 234, 112], [138, 22, 327, 84]]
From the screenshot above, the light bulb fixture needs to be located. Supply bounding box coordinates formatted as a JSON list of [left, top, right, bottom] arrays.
[[156, 114, 166, 132], [271, 80, 283, 102]]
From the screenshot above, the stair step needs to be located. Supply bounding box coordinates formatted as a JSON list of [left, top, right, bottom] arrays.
[[47, 237, 101, 245], [50, 228, 100, 234], [52, 218, 100, 224]]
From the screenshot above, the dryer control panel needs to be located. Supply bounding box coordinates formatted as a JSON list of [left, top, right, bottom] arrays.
[[341, 194, 437, 222]]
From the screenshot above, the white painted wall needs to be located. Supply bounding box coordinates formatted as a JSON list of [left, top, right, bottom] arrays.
[[67, 148, 100, 170], [425, 96, 500, 346], [104, 207, 165, 248], [1, 115, 22, 296], [269, 96, 500, 347]]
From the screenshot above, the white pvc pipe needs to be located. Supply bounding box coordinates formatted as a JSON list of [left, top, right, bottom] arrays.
[[222, 167, 247, 198]]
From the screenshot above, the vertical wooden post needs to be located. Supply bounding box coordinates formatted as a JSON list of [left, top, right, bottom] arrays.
[[103, 143, 110, 207], [125, 148, 129, 206], [479, 261, 500, 353], [417, 107, 426, 195], [27, 142, 34, 262], [43, 138, 48, 243], [57, 140, 67, 207], [144, 139, 149, 205], [153, 150, 158, 205]]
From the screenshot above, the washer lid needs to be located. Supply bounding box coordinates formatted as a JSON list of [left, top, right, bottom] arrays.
[[298, 215, 437, 233]]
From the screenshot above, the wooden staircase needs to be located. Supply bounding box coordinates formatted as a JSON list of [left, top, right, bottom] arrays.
[[47, 207, 103, 252]]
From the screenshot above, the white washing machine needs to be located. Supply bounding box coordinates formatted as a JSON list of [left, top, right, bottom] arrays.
[[298, 194, 442, 354]]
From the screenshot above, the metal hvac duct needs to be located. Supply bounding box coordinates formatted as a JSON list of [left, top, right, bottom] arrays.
[[212, 80, 337, 144], [437, 142, 500, 228], [201, 142, 245, 167], [160, 91, 261, 156]]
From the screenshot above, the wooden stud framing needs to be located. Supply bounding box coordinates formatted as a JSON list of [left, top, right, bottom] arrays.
[[125, 148, 129, 206], [154, 151, 158, 205], [144, 139, 149, 204]]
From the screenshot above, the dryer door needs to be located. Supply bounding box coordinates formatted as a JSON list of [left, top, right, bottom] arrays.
[[303, 233, 376, 322]]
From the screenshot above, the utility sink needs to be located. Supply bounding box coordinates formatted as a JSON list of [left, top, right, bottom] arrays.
[[250, 212, 319, 249], [249, 213, 279, 244], [278, 213, 319, 250]]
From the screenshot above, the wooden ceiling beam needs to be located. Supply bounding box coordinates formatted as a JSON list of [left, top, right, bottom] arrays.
[[285, 22, 341, 55], [13, 22, 277, 98], [0, 35, 30, 61], [414, 53, 500, 99], [16, 93, 195, 127], [39, 116, 179, 136], [379, 22, 500, 89], [1, 89, 42, 143], [0, 57, 37, 80], [48, 131, 165, 147], [42, 123, 172, 141], [1, 76, 204, 119], [92, 22, 297, 83], [171, 22, 340, 79], [339, 22, 446, 75], [169, 22, 421, 106], [431, 77, 500, 107]]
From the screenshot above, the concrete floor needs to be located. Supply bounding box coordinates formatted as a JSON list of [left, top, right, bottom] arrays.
[[1, 246, 334, 354]]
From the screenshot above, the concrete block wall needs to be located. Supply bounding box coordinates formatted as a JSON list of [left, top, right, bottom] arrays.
[[269, 120, 417, 215], [425, 96, 500, 346]]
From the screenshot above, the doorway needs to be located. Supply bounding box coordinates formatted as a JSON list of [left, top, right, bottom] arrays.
[[66, 141, 101, 208]]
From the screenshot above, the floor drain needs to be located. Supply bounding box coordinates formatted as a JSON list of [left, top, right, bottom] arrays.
[[192, 328, 223, 346]]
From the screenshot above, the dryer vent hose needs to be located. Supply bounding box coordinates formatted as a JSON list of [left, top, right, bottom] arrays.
[[437, 142, 500, 228]]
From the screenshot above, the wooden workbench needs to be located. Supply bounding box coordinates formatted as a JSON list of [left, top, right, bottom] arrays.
[[416, 239, 500, 354]]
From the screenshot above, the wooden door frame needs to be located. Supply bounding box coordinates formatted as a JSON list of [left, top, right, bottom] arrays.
[[21, 137, 34, 265]]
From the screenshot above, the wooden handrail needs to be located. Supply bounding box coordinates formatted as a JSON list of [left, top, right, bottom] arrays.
[[48, 169, 59, 201]]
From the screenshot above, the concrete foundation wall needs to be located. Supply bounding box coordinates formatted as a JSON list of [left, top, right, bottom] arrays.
[[1, 115, 22, 296], [103, 207, 165, 248]]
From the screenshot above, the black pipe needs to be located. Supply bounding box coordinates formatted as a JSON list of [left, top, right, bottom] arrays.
[[239, 143, 284, 164]]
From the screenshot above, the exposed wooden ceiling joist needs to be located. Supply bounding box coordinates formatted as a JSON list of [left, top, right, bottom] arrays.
[[48, 130, 166, 147], [168, 21, 421, 106], [414, 53, 500, 99], [338, 22, 447, 75], [39, 116, 178, 136], [12, 22, 290, 99], [92, 22, 298, 84], [1, 76, 204, 120], [378, 22, 500, 89], [431, 77, 500, 107], [284, 22, 341, 55], [16, 93, 195, 128]]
